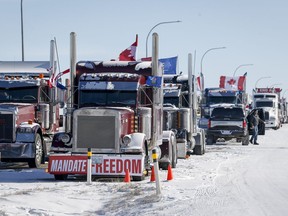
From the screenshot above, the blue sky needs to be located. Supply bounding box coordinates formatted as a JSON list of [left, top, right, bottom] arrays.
[[1, 0, 288, 95]]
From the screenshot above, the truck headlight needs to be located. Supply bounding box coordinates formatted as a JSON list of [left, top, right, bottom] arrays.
[[18, 127, 32, 133], [59, 133, 70, 143], [122, 135, 132, 146]]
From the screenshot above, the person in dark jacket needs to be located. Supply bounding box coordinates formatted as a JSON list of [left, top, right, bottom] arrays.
[[249, 110, 263, 145]]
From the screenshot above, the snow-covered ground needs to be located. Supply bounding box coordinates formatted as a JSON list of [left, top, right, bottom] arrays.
[[1, 125, 288, 216]]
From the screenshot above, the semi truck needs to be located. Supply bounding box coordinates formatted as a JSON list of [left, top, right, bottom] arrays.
[[253, 88, 281, 129], [48, 32, 177, 180], [163, 54, 205, 157], [0, 40, 62, 168], [199, 88, 247, 130]]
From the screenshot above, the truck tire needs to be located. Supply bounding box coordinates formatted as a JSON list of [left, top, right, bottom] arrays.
[[171, 143, 177, 168], [194, 132, 205, 155], [28, 133, 43, 168], [206, 135, 214, 145], [194, 145, 203, 155], [133, 174, 145, 181], [54, 174, 68, 180], [242, 134, 249, 146]]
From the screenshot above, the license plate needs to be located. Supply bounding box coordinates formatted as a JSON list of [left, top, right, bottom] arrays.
[[221, 130, 232, 135]]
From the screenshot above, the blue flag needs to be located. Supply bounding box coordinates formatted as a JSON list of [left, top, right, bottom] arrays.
[[56, 81, 67, 90], [146, 76, 162, 88], [159, 56, 178, 75]]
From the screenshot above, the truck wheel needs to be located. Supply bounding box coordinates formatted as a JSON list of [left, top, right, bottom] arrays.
[[54, 174, 68, 180], [28, 133, 43, 168], [242, 134, 249, 146], [206, 135, 214, 145], [133, 174, 145, 181], [194, 145, 203, 155], [171, 143, 177, 168], [194, 133, 204, 155]]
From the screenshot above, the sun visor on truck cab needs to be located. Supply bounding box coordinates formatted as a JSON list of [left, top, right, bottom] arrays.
[[0, 61, 53, 78]]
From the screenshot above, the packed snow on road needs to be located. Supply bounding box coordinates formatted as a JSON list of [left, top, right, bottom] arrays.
[[1, 125, 288, 216]]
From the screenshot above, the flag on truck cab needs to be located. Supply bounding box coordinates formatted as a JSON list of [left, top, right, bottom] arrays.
[[54, 68, 70, 82], [141, 56, 178, 75], [219, 75, 246, 91], [196, 72, 204, 91], [146, 76, 162, 88], [119, 35, 138, 61], [159, 56, 178, 75]]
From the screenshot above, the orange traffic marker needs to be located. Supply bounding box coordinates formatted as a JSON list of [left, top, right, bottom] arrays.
[[150, 166, 155, 182], [167, 164, 173, 181], [124, 169, 131, 183]]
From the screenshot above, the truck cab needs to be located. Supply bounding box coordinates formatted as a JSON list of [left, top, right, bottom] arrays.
[[0, 60, 61, 168], [253, 88, 281, 129]]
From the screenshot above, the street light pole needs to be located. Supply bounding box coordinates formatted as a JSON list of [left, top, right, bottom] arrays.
[[269, 83, 282, 88], [21, 0, 24, 61], [145, 20, 181, 57], [200, 47, 226, 75], [233, 64, 253, 77], [254, 76, 271, 89]]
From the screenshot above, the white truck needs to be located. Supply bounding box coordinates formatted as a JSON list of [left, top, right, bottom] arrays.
[[253, 88, 281, 130]]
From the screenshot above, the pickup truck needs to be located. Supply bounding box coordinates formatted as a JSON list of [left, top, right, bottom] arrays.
[[206, 106, 265, 145]]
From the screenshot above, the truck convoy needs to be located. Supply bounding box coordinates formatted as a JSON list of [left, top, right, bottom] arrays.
[[0, 40, 62, 168], [253, 88, 281, 130], [163, 54, 205, 156], [48, 32, 178, 180]]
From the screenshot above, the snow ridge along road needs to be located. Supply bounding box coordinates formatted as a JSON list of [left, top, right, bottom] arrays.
[[1, 125, 288, 216]]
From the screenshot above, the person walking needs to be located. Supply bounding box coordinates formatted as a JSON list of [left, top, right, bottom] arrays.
[[249, 110, 263, 145]]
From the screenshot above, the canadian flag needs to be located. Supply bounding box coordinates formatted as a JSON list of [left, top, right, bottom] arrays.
[[119, 35, 138, 61], [196, 72, 204, 91], [219, 75, 246, 91]]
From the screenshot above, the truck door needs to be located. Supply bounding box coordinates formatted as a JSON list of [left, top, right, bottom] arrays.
[[247, 109, 265, 135]]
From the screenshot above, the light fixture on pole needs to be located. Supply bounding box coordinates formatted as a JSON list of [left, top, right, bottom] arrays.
[[200, 47, 226, 75], [200, 47, 226, 90], [145, 20, 181, 57], [21, 0, 24, 61], [233, 64, 253, 77], [254, 76, 271, 89]]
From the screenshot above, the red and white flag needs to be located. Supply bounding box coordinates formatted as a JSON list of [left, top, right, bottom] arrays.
[[219, 76, 246, 91], [53, 68, 70, 82], [196, 73, 204, 91], [47, 66, 55, 88], [119, 35, 138, 61]]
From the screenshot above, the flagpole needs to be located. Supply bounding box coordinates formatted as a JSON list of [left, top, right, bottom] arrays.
[[145, 20, 181, 57]]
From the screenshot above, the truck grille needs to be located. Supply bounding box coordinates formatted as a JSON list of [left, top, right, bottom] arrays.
[[0, 113, 14, 142], [76, 115, 116, 149], [265, 111, 269, 120]]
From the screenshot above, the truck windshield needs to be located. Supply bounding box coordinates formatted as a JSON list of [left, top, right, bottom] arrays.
[[0, 87, 38, 103], [164, 97, 179, 107], [208, 96, 236, 104], [256, 101, 273, 108], [211, 107, 245, 118], [79, 90, 137, 107]]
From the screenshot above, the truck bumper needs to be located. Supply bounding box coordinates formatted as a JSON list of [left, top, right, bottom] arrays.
[[207, 130, 246, 139], [0, 142, 34, 160]]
